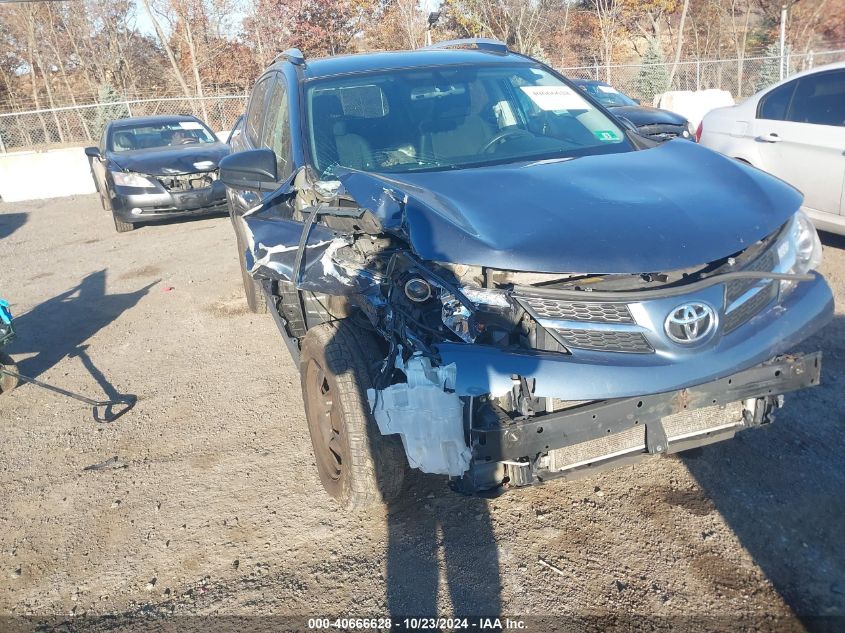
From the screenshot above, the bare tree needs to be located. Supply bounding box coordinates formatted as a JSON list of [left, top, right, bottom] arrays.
[[667, 0, 689, 86], [444, 0, 551, 54], [141, 0, 194, 98], [593, 0, 623, 81]]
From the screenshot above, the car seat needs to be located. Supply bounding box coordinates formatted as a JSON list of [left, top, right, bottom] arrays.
[[112, 131, 136, 151], [419, 89, 492, 161], [312, 93, 374, 172]]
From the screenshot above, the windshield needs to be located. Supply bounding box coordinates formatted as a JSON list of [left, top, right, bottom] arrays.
[[576, 82, 638, 107], [305, 64, 631, 176], [109, 120, 217, 152]]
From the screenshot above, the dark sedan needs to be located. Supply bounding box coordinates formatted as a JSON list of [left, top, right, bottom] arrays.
[[85, 115, 229, 232], [572, 79, 695, 142]]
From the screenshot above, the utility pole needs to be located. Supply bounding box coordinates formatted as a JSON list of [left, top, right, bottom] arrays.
[[779, 5, 787, 80]]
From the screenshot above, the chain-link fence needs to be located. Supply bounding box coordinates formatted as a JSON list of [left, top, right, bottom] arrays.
[[0, 95, 247, 152], [560, 49, 845, 105], [2, 48, 845, 152]]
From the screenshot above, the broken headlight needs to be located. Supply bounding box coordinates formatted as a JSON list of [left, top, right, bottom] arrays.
[[439, 285, 517, 344], [779, 210, 823, 295], [441, 292, 476, 343], [111, 171, 159, 188], [398, 263, 518, 345]]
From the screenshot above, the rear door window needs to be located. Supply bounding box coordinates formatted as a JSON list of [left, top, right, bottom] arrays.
[[245, 76, 272, 146], [262, 75, 293, 178], [757, 80, 797, 121]]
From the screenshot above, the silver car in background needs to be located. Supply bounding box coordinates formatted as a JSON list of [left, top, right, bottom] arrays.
[[698, 62, 845, 234]]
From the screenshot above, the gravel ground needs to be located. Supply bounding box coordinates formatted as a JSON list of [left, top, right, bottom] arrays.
[[0, 195, 843, 631]]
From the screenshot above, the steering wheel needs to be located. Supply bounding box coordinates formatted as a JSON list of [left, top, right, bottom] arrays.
[[179, 138, 197, 145], [480, 128, 532, 154]]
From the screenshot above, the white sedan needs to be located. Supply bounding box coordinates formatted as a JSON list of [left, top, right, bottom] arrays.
[[698, 62, 845, 234]]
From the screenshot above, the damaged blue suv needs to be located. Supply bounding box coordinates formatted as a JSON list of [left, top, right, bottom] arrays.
[[220, 40, 833, 508]]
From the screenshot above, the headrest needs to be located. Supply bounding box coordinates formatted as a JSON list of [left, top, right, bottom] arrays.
[[433, 90, 471, 119], [113, 131, 134, 149], [332, 120, 348, 136]]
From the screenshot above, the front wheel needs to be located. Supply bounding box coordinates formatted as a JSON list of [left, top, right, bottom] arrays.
[[104, 192, 133, 233], [300, 322, 406, 509], [112, 213, 134, 233]]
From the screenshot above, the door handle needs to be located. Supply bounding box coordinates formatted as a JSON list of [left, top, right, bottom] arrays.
[[757, 132, 782, 143]]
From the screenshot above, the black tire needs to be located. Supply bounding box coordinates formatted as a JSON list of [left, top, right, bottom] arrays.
[[300, 321, 406, 509], [112, 213, 134, 233], [103, 193, 134, 233], [0, 352, 19, 395], [235, 230, 267, 314]]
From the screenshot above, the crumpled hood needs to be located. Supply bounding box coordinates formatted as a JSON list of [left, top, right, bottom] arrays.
[[610, 105, 688, 126], [337, 140, 801, 274], [110, 143, 230, 175]]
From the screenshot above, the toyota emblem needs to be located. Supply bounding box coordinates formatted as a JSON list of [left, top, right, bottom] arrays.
[[664, 302, 716, 344]]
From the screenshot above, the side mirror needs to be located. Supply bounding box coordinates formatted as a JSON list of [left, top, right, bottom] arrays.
[[84, 146, 100, 158], [219, 149, 278, 192]]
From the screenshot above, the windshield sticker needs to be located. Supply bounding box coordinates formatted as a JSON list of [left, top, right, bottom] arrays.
[[597, 85, 619, 94], [520, 86, 590, 111], [594, 130, 621, 142], [179, 121, 204, 130]]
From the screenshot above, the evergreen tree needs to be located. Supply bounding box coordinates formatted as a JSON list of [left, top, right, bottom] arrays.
[[93, 85, 130, 138], [636, 40, 670, 104], [756, 41, 790, 91]]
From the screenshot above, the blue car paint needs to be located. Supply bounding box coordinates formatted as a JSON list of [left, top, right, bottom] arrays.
[[336, 140, 802, 274], [436, 273, 833, 401]]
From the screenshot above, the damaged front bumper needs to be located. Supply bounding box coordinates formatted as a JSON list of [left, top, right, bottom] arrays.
[[460, 352, 822, 493], [436, 272, 832, 401], [112, 179, 228, 222]]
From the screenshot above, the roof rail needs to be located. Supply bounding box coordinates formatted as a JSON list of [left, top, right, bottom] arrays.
[[424, 38, 509, 55], [273, 48, 305, 66]]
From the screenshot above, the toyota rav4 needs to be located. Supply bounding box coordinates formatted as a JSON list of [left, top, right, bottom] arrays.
[[219, 40, 833, 508]]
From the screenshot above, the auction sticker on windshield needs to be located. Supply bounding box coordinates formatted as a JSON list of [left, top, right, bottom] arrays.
[[594, 130, 622, 141], [179, 121, 204, 130], [520, 86, 589, 111]]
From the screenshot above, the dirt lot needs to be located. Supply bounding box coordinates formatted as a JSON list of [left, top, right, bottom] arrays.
[[0, 194, 844, 631]]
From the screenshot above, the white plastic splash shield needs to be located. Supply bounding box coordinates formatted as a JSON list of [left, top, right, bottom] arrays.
[[367, 355, 471, 476]]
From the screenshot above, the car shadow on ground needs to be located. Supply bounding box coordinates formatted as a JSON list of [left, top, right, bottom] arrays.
[[682, 315, 845, 630], [0, 211, 28, 239], [7, 269, 155, 386]]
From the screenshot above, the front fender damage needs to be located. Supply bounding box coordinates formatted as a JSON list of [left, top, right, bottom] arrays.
[[243, 212, 376, 296], [237, 178, 472, 478]]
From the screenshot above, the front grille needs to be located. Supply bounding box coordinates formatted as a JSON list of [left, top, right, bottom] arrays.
[[157, 170, 218, 192], [638, 123, 685, 141], [553, 328, 653, 353], [723, 281, 777, 332], [517, 296, 634, 323], [725, 249, 777, 303]]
